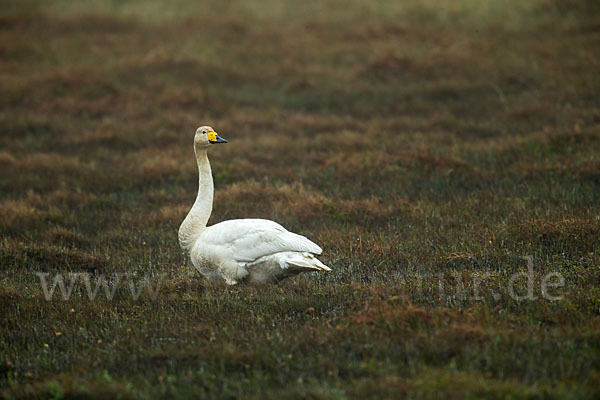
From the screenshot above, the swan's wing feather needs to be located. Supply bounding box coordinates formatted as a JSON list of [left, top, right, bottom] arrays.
[[201, 219, 322, 263]]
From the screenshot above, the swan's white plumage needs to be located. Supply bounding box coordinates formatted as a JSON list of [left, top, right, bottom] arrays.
[[197, 219, 322, 262], [180, 126, 330, 285]]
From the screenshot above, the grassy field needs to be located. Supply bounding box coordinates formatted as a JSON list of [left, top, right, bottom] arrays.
[[1, 0, 600, 398]]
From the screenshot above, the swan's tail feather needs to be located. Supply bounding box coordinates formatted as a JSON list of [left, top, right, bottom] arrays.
[[286, 252, 331, 271], [245, 252, 330, 283]]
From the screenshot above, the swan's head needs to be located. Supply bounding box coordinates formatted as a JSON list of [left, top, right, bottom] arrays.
[[194, 125, 228, 149]]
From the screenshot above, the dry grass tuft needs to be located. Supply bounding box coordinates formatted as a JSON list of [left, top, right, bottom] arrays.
[[0, 199, 39, 231], [44, 226, 89, 248], [1, 241, 108, 271], [511, 217, 600, 253]]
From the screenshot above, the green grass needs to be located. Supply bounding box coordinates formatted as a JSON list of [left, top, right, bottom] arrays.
[[1, 0, 600, 398]]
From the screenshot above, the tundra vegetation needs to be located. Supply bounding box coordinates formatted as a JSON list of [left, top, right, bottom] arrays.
[[1, 0, 599, 398]]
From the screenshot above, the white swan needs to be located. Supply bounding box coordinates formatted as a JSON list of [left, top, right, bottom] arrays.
[[178, 126, 330, 285]]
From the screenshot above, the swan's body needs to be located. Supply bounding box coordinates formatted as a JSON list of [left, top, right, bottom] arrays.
[[179, 126, 330, 285]]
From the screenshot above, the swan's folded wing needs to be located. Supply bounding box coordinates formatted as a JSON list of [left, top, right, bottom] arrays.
[[201, 219, 322, 263]]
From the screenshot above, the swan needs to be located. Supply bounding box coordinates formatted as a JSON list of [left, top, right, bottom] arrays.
[[178, 125, 330, 285]]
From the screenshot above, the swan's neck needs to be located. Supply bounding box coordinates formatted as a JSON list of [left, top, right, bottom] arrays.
[[178, 148, 213, 250]]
